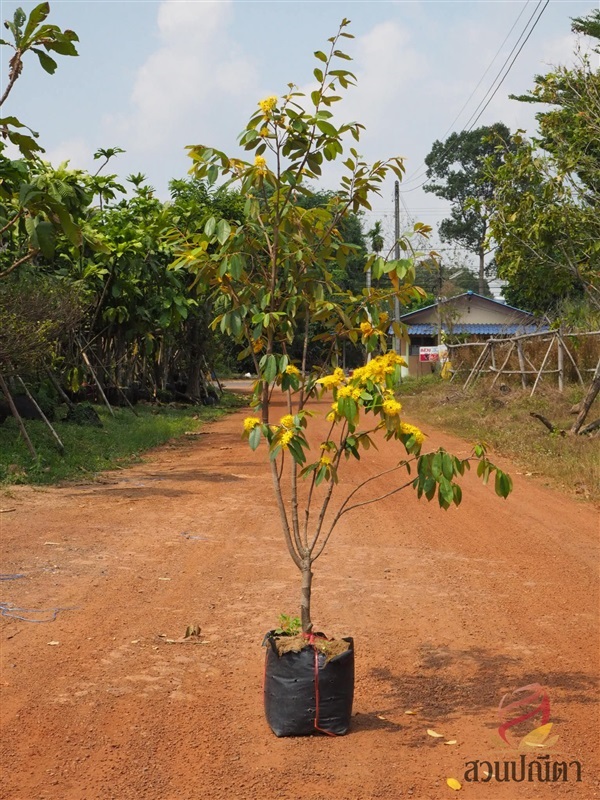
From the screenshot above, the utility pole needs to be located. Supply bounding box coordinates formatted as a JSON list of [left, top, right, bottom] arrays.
[[393, 181, 401, 354]]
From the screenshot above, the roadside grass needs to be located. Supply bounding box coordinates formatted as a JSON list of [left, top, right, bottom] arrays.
[[0, 392, 247, 486], [398, 376, 599, 503]]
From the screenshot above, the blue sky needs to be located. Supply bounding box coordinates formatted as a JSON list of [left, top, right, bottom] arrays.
[[1, 0, 596, 281]]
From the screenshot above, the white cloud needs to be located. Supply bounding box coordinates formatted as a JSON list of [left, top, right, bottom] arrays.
[[107, 0, 259, 159], [44, 137, 92, 171]]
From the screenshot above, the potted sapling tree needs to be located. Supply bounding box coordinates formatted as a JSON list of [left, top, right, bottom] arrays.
[[172, 20, 513, 737]]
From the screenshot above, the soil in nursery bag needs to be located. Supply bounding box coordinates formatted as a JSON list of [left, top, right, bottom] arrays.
[[263, 632, 354, 737]]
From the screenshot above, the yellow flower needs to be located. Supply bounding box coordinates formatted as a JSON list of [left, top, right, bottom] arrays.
[[280, 430, 294, 448], [252, 338, 264, 353], [333, 367, 345, 381], [400, 422, 425, 445], [243, 417, 261, 432], [258, 95, 277, 114], [317, 373, 343, 390], [383, 399, 402, 417], [351, 387, 362, 401], [254, 154, 267, 175], [326, 411, 336, 422], [259, 126, 269, 137], [360, 321, 374, 337], [285, 364, 300, 376], [280, 414, 295, 429], [319, 455, 331, 466], [337, 385, 353, 398]]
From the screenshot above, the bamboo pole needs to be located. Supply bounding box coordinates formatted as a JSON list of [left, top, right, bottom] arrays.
[[557, 336, 564, 393], [516, 341, 527, 389], [530, 335, 557, 397], [558, 333, 585, 387], [491, 342, 516, 389], [0, 372, 37, 459], [463, 342, 490, 389], [79, 346, 115, 417], [16, 377, 64, 453]]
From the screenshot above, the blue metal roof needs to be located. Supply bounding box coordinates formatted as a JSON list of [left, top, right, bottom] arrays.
[[407, 323, 546, 336]]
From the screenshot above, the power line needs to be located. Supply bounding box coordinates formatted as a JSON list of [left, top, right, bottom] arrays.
[[465, 0, 549, 132], [401, 0, 549, 196], [402, 0, 532, 187]]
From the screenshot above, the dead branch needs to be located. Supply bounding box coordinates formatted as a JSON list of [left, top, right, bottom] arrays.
[[529, 412, 565, 436]]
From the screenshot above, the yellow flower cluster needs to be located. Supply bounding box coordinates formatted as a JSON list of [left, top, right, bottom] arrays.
[[382, 398, 402, 417], [337, 385, 361, 401], [280, 414, 295, 429], [259, 126, 269, 137], [243, 417, 261, 432], [280, 430, 294, 448], [285, 364, 300, 376], [258, 95, 277, 114], [254, 154, 267, 175], [319, 455, 331, 466], [399, 422, 425, 445], [360, 321, 374, 337], [351, 352, 406, 386], [317, 367, 345, 390]]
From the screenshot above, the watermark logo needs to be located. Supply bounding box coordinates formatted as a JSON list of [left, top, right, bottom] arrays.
[[496, 682, 558, 750], [463, 682, 582, 784]]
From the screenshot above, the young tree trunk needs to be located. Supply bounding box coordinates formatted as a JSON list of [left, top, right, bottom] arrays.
[[478, 248, 485, 296], [300, 559, 313, 634]]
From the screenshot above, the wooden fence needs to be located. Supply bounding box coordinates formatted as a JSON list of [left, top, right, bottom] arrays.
[[447, 330, 600, 397]]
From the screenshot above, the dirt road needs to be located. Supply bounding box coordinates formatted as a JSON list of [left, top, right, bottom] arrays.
[[1, 388, 598, 800]]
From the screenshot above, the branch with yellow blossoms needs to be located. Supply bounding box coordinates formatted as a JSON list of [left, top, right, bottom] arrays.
[[242, 352, 513, 571]]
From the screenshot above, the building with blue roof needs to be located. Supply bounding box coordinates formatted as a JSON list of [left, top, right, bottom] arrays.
[[397, 292, 545, 376]]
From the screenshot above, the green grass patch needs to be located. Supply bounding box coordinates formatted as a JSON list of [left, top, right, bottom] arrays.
[[398, 377, 599, 503], [0, 392, 247, 486]]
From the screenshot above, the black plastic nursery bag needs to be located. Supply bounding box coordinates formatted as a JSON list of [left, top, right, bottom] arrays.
[[263, 633, 354, 737]]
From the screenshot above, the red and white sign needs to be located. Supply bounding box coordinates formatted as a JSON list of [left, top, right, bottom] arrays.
[[419, 347, 439, 363]]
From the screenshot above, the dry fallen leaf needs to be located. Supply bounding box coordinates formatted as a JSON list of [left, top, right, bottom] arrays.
[[520, 722, 558, 749], [47, 641, 60, 646], [444, 740, 458, 745], [404, 710, 417, 715], [446, 777, 462, 791], [427, 729, 445, 738], [377, 715, 387, 720]]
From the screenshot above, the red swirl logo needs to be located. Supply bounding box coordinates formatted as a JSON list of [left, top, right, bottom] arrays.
[[497, 683, 558, 750]]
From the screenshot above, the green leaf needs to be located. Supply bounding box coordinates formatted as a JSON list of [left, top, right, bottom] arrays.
[[431, 452, 443, 480], [316, 119, 338, 137], [249, 425, 261, 450], [438, 477, 454, 506], [32, 48, 57, 74], [442, 453, 454, 480], [314, 50, 328, 63], [204, 216, 216, 237], [263, 354, 277, 384], [23, 2, 50, 41], [33, 220, 55, 259], [216, 218, 231, 245]]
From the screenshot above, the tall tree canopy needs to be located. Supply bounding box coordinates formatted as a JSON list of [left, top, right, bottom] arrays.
[[423, 123, 512, 296], [487, 10, 600, 314]]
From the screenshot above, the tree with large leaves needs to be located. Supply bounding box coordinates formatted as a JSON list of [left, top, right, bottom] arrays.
[[423, 123, 513, 296], [486, 10, 600, 314], [173, 20, 512, 635]]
